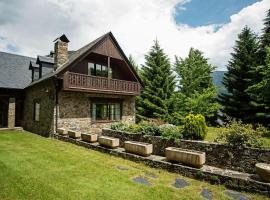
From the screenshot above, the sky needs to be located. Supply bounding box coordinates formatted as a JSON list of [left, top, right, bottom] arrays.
[[0, 0, 269, 70]]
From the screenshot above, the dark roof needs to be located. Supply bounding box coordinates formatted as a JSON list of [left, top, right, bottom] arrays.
[[53, 34, 70, 43], [37, 55, 54, 64], [0, 51, 33, 89]]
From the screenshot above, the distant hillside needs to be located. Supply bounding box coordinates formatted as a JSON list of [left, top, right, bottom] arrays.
[[212, 71, 226, 94]]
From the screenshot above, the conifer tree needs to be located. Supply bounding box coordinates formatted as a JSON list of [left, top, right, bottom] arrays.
[[136, 40, 175, 121], [219, 26, 259, 123], [128, 54, 140, 73], [258, 9, 270, 65]]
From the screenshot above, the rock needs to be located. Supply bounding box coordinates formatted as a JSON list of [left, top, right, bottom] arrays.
[[132, 177, 151, 186], [224, 190, 249, 200], [255, 163, 270, 182], [172, 178, 190, 189], [200, 189, 212, 200]]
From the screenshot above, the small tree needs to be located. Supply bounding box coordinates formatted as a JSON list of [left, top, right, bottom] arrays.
[[136, 40, 176, 121]]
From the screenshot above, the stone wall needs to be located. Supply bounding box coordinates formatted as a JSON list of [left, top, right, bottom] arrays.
[[102, 129, 270, 173], [57, 91, 135, 132], [23, 80, 55, 136]]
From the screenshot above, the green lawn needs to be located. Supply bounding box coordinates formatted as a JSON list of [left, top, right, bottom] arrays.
[[206, 127, 270, 148], [0, 131, 268, 200]]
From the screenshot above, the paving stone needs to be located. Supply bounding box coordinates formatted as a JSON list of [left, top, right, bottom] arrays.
[[172, 178, 190, 189], [116, 166, 128, 171], [200, 189, 212, 200], [144, 172, 158, 179], [132, 177, 151, 186], [224, 190, 250, 200]]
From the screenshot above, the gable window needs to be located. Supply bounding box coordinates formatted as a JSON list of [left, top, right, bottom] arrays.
[[33, 101, 40, 121], [88, 62, 108, 77], [91, 102, 121, 122], [33, 68, 39, 81]]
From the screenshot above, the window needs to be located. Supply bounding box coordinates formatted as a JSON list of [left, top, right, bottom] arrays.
[[88, 62, 109, 77], [92, 103, 121, 121], [33, 101, 40, 121], [33, 68, 39, 81]]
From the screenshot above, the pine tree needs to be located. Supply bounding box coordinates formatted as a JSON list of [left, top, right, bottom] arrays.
[[136, 40, 175, 121], [258, 9, 270, 65], [247, 47, 270, 125], [219, 26, 259, 123], [128, 54, 140, 73]]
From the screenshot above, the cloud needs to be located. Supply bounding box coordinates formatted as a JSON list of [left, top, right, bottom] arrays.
[[0, 0, 269, 70]]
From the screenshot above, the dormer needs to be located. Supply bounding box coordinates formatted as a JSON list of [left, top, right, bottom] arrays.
[[29, 60, 40, 82]]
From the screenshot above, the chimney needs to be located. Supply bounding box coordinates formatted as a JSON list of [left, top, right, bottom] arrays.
[[54, 34, 69, 70]]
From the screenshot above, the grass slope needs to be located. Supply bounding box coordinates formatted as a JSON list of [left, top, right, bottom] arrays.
[[0, 131, 267, 200]]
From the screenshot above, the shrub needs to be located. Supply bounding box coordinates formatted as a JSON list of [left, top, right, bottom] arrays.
[[182, 114, 207, 140], [137, 121, 160, 136], [217, 120, 263, 148], [159, 124, 183, 140], [111, 122, 129, 131], [255, 124, 270, 138]]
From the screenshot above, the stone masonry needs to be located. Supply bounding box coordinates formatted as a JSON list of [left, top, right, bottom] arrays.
[[7, 97, 15, 128], [57, 91, 136, 133]]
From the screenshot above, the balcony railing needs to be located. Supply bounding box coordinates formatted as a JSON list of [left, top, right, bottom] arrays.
[[63, 72, 141, 95]]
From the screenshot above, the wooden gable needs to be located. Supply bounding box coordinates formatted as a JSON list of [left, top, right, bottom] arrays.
[[92, 36, 123, 60]]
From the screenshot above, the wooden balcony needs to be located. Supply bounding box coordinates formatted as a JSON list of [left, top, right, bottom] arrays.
[[63, 72, 141, 95]]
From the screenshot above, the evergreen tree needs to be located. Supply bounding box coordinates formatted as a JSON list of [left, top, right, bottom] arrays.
[[258, 9, 270, 65], [219, 26, 259, 123], [128, 54, 140, 73], [136, 40, 175, 121], [172, 48, 220, 124], [247, 47, 270, 125], [175, 48, 215, 97]]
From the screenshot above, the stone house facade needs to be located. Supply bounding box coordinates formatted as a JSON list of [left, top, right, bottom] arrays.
[[0, 32, 141, 136]]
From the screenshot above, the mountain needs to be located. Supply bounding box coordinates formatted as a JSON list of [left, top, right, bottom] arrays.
[[212, 71, 226, 94]]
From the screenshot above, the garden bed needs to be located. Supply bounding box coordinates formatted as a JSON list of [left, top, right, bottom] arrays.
[[102, 128, 270, 174]]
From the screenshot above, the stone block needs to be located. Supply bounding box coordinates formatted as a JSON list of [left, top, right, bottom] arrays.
[[256, 163, 270, 182], [98, 136, 119, 148], [68, 130, 81, 139], [124, 141, 153, 157], [57, 128, 67, 135], [81, 133, 98, 143], [166, 147, 205, 168]]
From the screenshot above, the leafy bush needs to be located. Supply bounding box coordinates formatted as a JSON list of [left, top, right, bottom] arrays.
[[255, 124, 270, 138], [110, 121, 183, 139], [182, 114, 207, 140], [111, 122, 129, 131], [216, 120, 263, 148], [137, 121, 160, 136], [159, 124, 183, 140]]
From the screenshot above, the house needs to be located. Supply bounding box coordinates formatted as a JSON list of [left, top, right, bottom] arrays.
[[0, 32, 141, 136]]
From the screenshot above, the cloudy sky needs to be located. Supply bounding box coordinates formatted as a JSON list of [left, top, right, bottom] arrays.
[[0, 0, 269, 70]]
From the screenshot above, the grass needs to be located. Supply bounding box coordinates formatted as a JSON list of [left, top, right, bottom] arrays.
[[0, 131, 268, 200], [206, 127, 270, 148]]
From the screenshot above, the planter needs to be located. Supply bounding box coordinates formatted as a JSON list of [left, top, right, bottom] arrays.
[[98, 136, 119, 148], [256, 163, 270, 182], [57, 128, 67, 135], [81, 133, 98, 143], [165, 147, 205, 168], [68, 130, 81, 139], [124, 141, 153, 157]]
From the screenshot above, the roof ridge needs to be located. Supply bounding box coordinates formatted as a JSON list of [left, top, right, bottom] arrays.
[[0, 51, 35, 59]]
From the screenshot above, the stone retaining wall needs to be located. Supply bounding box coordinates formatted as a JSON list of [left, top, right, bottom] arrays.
[[102, 129, 270, 174], [52, 133, 270, 196]]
